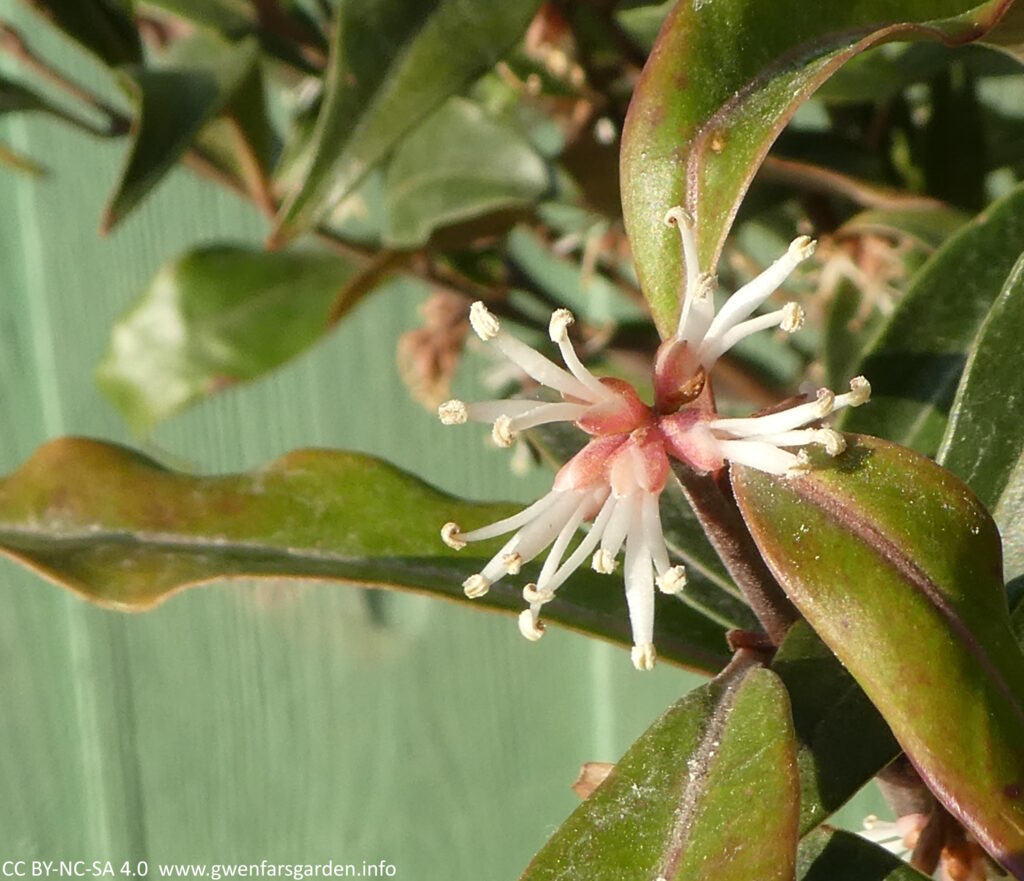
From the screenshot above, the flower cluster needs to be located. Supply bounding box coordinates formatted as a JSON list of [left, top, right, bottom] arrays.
[[438, 208, 870, 669]]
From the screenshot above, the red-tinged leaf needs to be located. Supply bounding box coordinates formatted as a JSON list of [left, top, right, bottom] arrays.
[[0, 438, 731, 675], [521, 657, 799, 881], [732, 435, 1024, 877], [620, 0, 1016, 336]]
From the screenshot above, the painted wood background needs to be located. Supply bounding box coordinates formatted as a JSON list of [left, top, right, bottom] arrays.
[[0, 2, 881, 876]]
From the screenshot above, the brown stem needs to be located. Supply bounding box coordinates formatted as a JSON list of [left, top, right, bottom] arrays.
[[0, 20, 129, 136], [673, 463, 799, 645]]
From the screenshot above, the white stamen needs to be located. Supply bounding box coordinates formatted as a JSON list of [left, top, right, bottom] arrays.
[[716, 439, 806, 476], [595, 496, 633, 571], [836, 375, 871, 408], [492, 332, 595, 400], [788, 450, 812, 477], [640, 493, 672, 579], [709, 389, 834, 438], [592, 548, 616, 574], [503, 552, 523, 575], [623, 498, 656, 653], [542, 494, 617, 594], [664, 207, 700, 296], [756, 428, 847, 457], [462, 399, 543, 422], [518, 609, 545, 641], [455, 492, 561, 544], [656, 566, 687, 595], [699, 304, 804, 368], [523, 583, 554, 604], [780, 302, 805, 332], [469, 301, 501, 340], [507, 402, 591, 433], [701, 235, 816, 346], [536, 497, 590, 590], [438, 400, 468, 425], [549, 308, 610, 399], [441, 522, 466, 550], [463, 574, 490, 598], [631, 643, 657, 671], [493, 416, 515, 447]]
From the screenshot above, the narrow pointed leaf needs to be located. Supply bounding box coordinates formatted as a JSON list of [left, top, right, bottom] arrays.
[[841, 182, 1024, 455], [620, 0, 1015, 335], [773, 621, 898, 834], [938, 252, 1024, 593], [0, 139, 45, 176], [271, 0, 542, 244], [0, 438, 730, 675], [103, 35, 259, 231], [797, 828, 931, 881], [520, 659, 799, 881], [383, 97, 549, 248], [95, 246, 360, 430], [732, 435, 1024, 876], [25, 0, 141, 67]]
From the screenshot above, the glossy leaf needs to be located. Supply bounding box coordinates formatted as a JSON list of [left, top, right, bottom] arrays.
[[773, 622, 898, 834], [383, 97, 549, 248], [271, 0, 543, 244], [102, 35, 260, 231], [620, 0, 1015, 336], [24, 0, 141, 67], [96, 246, 360, 430], [733, 435, 1024, 876], [939, 252, 1024, 594], [0, 438, 730, 675], [797, 828, 931, 881], [842, 181, 1024, 455], [520, 659, 799, 881]]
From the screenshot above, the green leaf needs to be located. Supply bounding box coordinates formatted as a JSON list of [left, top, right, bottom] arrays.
[[773, 622, 898, 835], [270, 0, 543, 244], [102, 35, 260, 231], [797, 828, 931, 881], [25, 0, 141, 67], [841, 181, 1024, 455], [521, 659, 799, 881], [96, 245, 360, 430], [939, 252, 1024, 596], [383, 97, 549, 248], [142, 0, 254, 36], [620, 0, 1014, 336], [0, 438, 730, 675], [732, 435, 1024, 876]]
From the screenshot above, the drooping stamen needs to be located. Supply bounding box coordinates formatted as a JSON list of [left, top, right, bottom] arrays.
[[454, 492, 562, 544], [701, 236, 816, 347], [548, 309, 611, 399], [623, 498, 657, 670], [541, 493, 618, 595], [518, 608, 545, 641], [468, 301, 596, 400], [698, 302, 805, 368], [639, 493, 687, 594], [441, 522, 466, 550], [535, 495, 592, 591], [592, 495, 634, 573]]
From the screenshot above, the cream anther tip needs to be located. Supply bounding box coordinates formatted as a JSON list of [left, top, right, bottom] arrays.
[[694, 272, 717, 301], [503, 552, 523, 575], [549, 308, 574, 342], [438, 399, 468, 425], [631, 643, 657, 671], [781, 302, 805, 333], [818, 429, 846, 457], [789, 235, 817, 260], [469, 301, 500, 341], [663, 206, 693, 228], [518, 609, 545, 641], [463, 574, 490, 598], [849, 375, 871, 405], [523, 584, 554, 604], [813, 388, 836, 418], [656, 565, 687, 595], [441, 522, 466, 550], [786, 450, 812, 478], [591, 549, 617, 574], [492, 415, 515, 448]]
